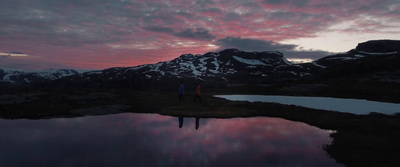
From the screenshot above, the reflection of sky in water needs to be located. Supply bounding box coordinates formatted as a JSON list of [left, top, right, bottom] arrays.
[[0, 113, 343, 167]]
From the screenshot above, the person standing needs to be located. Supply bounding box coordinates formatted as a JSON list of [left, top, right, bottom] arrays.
[[178, 81, 185, 103], [193, 83, 202, 103]]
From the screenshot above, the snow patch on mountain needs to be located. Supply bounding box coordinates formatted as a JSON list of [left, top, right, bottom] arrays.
[[85, 70, 103, 75], [1, 68, 80, 84], [210, 58, 220, 74], [358, 51, 398, 55], [233, 56, 266, 65], [354, 54, 364, 58], [282, 58, 292, 65], [312, 62, 327, 68]]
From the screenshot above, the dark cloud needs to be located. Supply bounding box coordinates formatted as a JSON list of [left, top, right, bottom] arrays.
[[195, 0, 215, 5], [10, 51, 25, 54], [200, 6, 223, 14], [0, 56, 67, 70], [263, 0, 310, 7], [264, 0, 288, 5], [143, 26, 174, 33], [282, 50, 333, 59], [144, 26, 216, 41], [216, 36, 332, 59], [216, 36, 296, 51], [0, 0, 138, 47], [174, 28, 216, 40], [292, 0, 310, 7]]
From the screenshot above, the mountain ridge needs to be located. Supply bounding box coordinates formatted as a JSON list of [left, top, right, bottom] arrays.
[[1, 40, 399, 88], [0, 69, 80, 85]]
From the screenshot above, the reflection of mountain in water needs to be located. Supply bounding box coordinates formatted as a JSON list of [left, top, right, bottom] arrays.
[[0, 113, 341, 167]]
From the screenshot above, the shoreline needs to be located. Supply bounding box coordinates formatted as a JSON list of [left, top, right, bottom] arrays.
[[214, 94, 400, 115], [1, 90, 400, 166]]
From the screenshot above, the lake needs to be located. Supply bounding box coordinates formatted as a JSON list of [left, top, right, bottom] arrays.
[[0, 113, 342, 167], [215, 95, 400, 115]]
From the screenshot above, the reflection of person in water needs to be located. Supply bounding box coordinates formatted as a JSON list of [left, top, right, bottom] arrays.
[[178, 117, 200, 130], [179, 117, 184, 128], [195, 117, 200, 130]]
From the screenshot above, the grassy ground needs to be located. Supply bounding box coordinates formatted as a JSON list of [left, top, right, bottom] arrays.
[[1, 88, 400, 166]]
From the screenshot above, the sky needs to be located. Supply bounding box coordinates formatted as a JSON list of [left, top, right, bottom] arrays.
[[0, 0, 399, 70]]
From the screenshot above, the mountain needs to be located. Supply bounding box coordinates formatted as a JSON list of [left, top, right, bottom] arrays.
[[355, 40, 400, 53], [86, 49, 315, 81], [0, 69, 80, 85], [313, 40, 400, 79], [1, 40, 399, 89], [48, 48, 326, 89]]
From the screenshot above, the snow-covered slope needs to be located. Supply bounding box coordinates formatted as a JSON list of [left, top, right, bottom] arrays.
[[0, 68, 80, 85], [74, 48, 317, 85], [18, 46, 398, 88]]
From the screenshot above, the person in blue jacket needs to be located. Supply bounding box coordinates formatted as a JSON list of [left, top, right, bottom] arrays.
[[178, 81, 185, 103]]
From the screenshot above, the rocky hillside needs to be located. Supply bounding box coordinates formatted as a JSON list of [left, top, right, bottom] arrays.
[[314, 40, 400, 80]]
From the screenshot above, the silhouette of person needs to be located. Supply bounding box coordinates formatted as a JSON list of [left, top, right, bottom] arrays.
[[193, 83, 202, 103], [178, 81, 185, 103], [195, 117, 200, 130], [179, 117, 184, 128]]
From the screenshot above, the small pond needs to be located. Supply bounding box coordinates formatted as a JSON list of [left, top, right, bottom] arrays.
[[0, 113, 342, 167], [216, 95, 400, 115]]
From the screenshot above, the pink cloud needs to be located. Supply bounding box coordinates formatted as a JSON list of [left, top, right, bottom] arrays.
[[1, 0, 399, 69]]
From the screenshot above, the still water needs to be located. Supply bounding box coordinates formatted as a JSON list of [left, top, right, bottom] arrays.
[[0, 113, 342, 167], [216, 95, 400, 115]]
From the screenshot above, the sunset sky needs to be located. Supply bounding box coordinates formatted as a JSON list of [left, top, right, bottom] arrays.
[[1, 0, 399, 70]]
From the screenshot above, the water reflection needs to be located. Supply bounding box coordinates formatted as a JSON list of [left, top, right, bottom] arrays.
[[179, 117, 200, 130], [0, 113, 342, 167]]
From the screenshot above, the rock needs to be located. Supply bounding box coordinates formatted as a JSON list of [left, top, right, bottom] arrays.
[[355, 40, 400, 53], [0, 92, 47, 105]]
